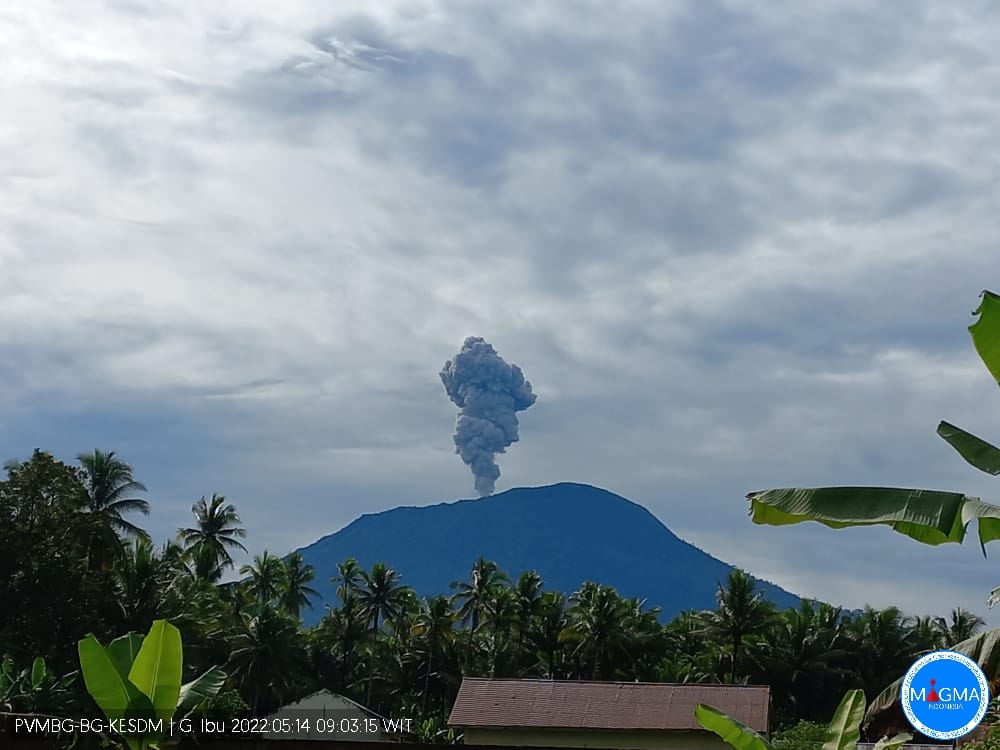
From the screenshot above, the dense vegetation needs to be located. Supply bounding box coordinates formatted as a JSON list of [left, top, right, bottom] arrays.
[[1, 449, 989, 741]]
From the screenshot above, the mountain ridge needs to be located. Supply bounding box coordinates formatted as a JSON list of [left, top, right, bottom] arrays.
[[295, 481, 800, 625]]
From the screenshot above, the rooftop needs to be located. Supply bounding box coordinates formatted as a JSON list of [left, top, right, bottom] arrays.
[[448, 679, 770, 733]]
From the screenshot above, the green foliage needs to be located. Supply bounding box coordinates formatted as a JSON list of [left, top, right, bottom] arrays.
[[695, 702, 773, 750], [772, 721, 828, 750], [78, 620, 224, 750], [821, 690, 866, 750], [746, 290, 1000, 730], [748, 290, 1000, 567], [971, 290, 1000, 384], [697, 690, 910, 750], [960, 725, 1000, 750], [7, 444, 1000, 745], [0, 654, 80, 715]]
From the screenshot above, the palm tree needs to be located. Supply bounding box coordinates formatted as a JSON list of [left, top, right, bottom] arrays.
[[935, 607, 986, 647], [279, 552, 320, 619], [76, 450, 150, 568], [451, 558, 510, 666], [512, 571, 543, 670], [485, 587, 518, 677], [226, 605, 307, 715], [560, 582, 635, 680], [178, 494, 247, 581], [412, 596, 458, 712], [698, 569, 778, 683], [752, 601, 851, 723], [328, 559, 367, 676], [845, 606, 919, 700], [355, 563, 408, 704], [241, 551, 285, 607], [529, 591, 567, 678], [356, 563, 407, 632], [112, 538, 164, 633], [332, 558, 365, 611], [662, 610, 722, 683]]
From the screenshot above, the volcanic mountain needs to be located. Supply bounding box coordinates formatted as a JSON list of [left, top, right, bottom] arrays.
[[295, 482, 799, 625]]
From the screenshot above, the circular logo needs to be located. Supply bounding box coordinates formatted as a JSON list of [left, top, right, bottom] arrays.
[[901, 651, 989, 740]]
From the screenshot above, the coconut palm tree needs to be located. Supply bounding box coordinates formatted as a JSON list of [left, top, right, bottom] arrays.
[[561, 582, 635, 680], [279, 552, 320, 619], [332, 558, 365, 611], [845, 606, 919, 700], [511, 571, 543, 669], [451, 558, 510, 668], [327, 559, 368, 677], [112, 537, 165, 633], [76, 449, 150, 568], [356, 563, 407, 632], [698, 569, 778, 683], [935, 607, 986, 647], [226, 604, 307, 715], [178, 494, 247, 581], [241, 551, 286, 607], [355, 563, 408, 704], [412, 596, 458, 712], [528, 591, 567, 678], [752, 601, 851, 723]]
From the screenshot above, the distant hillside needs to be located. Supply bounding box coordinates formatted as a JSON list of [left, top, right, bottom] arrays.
[[295, 482, 800, 625]]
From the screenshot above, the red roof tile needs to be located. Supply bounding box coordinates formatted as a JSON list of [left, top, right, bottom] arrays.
[[449, 679, 770, 733]]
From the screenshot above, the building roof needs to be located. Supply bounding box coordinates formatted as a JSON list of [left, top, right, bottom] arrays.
[[448, 679, 770, 733]]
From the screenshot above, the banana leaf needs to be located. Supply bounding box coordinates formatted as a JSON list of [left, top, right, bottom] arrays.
[[128, 620, 182, 723], [865, 627, 1000, 726], [30, 657, 45, 690], [971, 290, 1000, 385], [78, 634, 153, 721], [822, 690, 866, 750], [747, 487, 1000, 551], [938, 422, 1000, 476], [177, 666, 226, 713], [695, 703, 772, 750]]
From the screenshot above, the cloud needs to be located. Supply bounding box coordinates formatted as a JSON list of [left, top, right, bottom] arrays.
[[4, 0, 1000, 620]]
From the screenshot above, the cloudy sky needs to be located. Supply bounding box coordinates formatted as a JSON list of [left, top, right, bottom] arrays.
[[5, 0, 1000, 622]]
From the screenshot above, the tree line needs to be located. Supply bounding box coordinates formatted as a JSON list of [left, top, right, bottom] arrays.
[[0, 448, 987, 741]]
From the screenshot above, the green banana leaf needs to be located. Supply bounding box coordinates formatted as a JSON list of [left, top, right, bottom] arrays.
[[866, 626, 1000, 725], [177, 666, 227, 713], [971, 290, 1000, 385], [822, 690, 866, 750], [871, 733, 912, 750], [748, 487, 1000, 550], [694, 703, 773, 750], [30, 657, 45, 690], [106, 632, 147, 710], [108, 633, 144, 678], [938, 421, 1000, 476], [128, 620, 183, 723], [78, 634, 153, 721]]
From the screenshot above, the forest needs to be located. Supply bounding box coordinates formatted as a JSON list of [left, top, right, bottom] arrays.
[[0, 448, 988, 743]]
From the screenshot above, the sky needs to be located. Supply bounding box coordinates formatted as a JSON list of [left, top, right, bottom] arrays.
[[4, 0, 1000, 623]]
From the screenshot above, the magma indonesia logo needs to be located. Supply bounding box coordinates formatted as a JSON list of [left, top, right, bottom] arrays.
[[901, 651, 989, 740]]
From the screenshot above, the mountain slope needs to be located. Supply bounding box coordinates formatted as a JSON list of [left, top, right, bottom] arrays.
[[295, 482, 799, 625]]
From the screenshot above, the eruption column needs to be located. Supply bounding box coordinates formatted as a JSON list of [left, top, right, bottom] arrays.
[[440, 337, 537, 496]]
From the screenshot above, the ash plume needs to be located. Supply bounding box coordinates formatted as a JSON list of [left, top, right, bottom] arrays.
[[440, 337, 537, 496]]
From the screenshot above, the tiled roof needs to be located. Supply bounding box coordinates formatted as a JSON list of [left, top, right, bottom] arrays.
[[448, 679, 770, 733]]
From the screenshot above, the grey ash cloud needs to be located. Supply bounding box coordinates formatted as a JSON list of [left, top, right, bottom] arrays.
[[440, 337, 537, 496]]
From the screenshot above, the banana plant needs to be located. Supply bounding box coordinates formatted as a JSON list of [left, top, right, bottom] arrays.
[[0, 654, 79, 714], [748, 290, 1000, 605], [696, 689, 910, 750], [77, 619, 225, 750], [747, 291, 1000, 731]]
